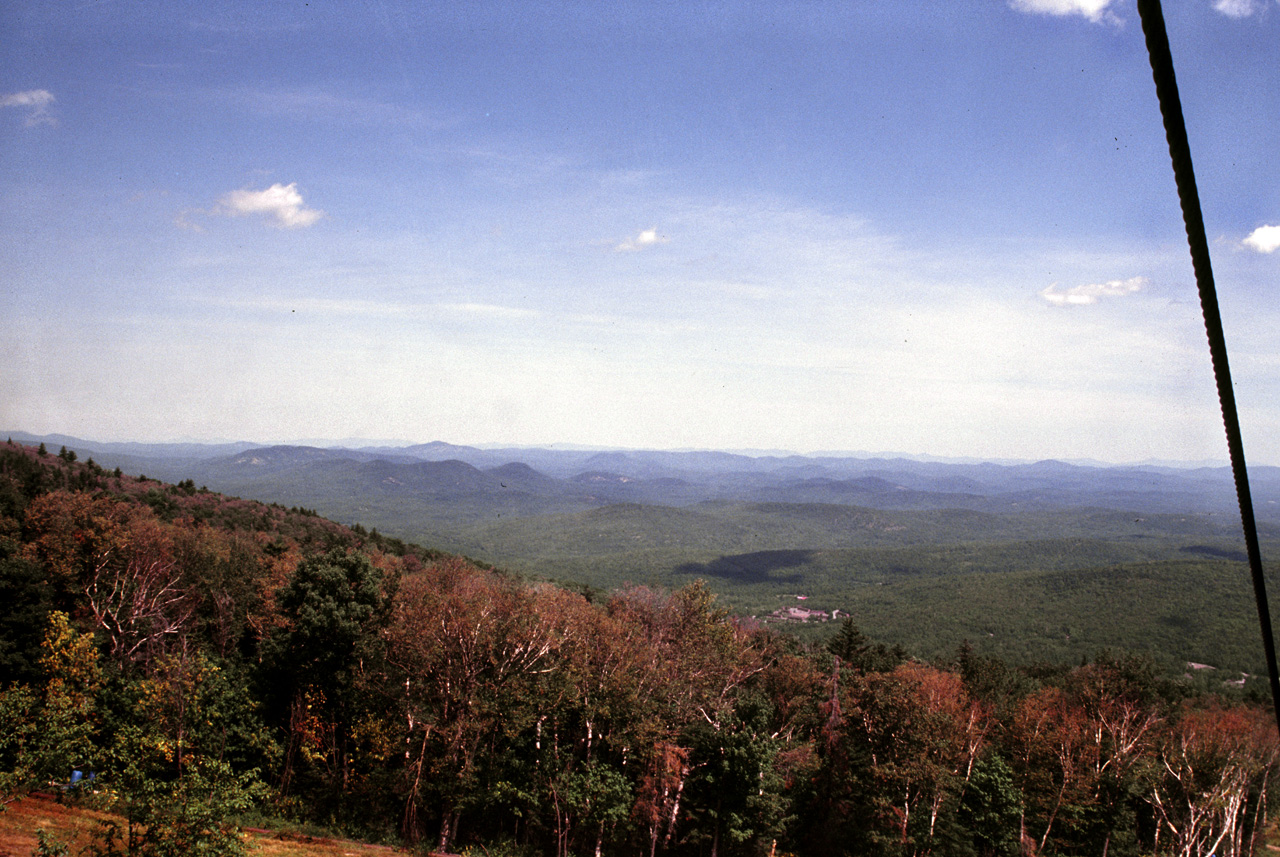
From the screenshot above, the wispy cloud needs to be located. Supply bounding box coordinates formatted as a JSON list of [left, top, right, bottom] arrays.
[[1008, 0, 1119, 23], [174, 210, 205, 233], [216, 183, 323, 228], [1212, 0, 1265, 17], [219, 85, 453, 130], [189, 294, 542, 323], [1243, 224, 1280, 253], [0, 89, 56, 126], [1041, 276, 1146, 306], [615, 227, 668, 252], [436, 302, 542, 320], [187, 17, 306, 35]]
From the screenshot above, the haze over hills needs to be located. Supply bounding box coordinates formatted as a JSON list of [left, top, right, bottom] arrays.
[[7, 431, 1274, 522], [9, 430, 1277, 578], [7, 430, 1280, 674]]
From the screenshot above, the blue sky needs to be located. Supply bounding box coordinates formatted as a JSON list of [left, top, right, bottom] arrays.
[[3, 0, 1279, 463]]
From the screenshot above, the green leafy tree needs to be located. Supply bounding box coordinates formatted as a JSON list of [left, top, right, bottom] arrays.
[[828, 618, 905, 674], [958, 754, 1024, 857], [261, 548, 394, 823], [682, 693, 790, 857], [265, 548, 393, 697], [88, 749, 264, 857], [136, 649, 275, 775], [545, 760, 633, 857], [0, 684, 46, 805], [88, 644, 269, 857], [0, 611, 101, 804]]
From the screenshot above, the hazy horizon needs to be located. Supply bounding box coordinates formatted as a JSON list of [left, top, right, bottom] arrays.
[[4, 1, 1279, 465], [4, 427, 1238, 470]]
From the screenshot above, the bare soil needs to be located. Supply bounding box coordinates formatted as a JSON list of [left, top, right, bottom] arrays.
[[0, 794, 409, 857]]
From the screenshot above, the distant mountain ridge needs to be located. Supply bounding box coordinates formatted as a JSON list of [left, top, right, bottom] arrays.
[[8, 431, 1276, 526]]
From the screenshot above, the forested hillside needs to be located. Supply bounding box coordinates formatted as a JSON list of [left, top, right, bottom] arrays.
[[2, 440, 1278, 857], [13, 433, 1279, 676]]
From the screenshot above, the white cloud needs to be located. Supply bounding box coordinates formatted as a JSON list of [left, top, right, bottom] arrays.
[[1243, 224, 1280, 254], [1041, 276, 1147, 306], [615, 226, 668, 252], [217, 183, 323, 228], [0, 89, 56, 126], [1009, 0, 1117, 22], [1212, 0, 1264, 17]]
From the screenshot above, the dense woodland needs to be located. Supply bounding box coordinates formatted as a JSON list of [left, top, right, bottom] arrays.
[[1, 440, 1277, 857]]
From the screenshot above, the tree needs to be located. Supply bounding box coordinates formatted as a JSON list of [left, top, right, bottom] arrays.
[[0, 611, 101, 804], [607, 583, 765, 856], [958, 754, 1024, 857], [134, 648, 273, 775], [21, 492, 195, 665], [836, 664, 990, 855], [85, 642, 269, 857], [681, 693, 791, 857], [88, 748, 263, 857], [84, 516, 195, 666], [266, 548, 392, 691], [1148, 702, 1278, 857], [634, 740, 692, 857], [1069, 657, 1163, 855], [829, 619, 904, 674], [386, 559, 567, 851], [0, 551, 54, 685], [171, 527, 263, 660], [528, 584, 651, 857], [23, 490, 129, 595], [1006, 684, 1105, 854], [545, 759, 633, 857], [262, 547, 394, 819]]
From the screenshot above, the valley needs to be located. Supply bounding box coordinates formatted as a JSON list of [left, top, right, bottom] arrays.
[[13, 431, 1280, 678]]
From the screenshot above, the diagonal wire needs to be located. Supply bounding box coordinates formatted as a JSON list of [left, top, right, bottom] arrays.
[[1136, 0, 1280, 732]]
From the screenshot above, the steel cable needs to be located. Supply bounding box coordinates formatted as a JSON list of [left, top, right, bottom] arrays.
[[1136, 0, 1280, 732]]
